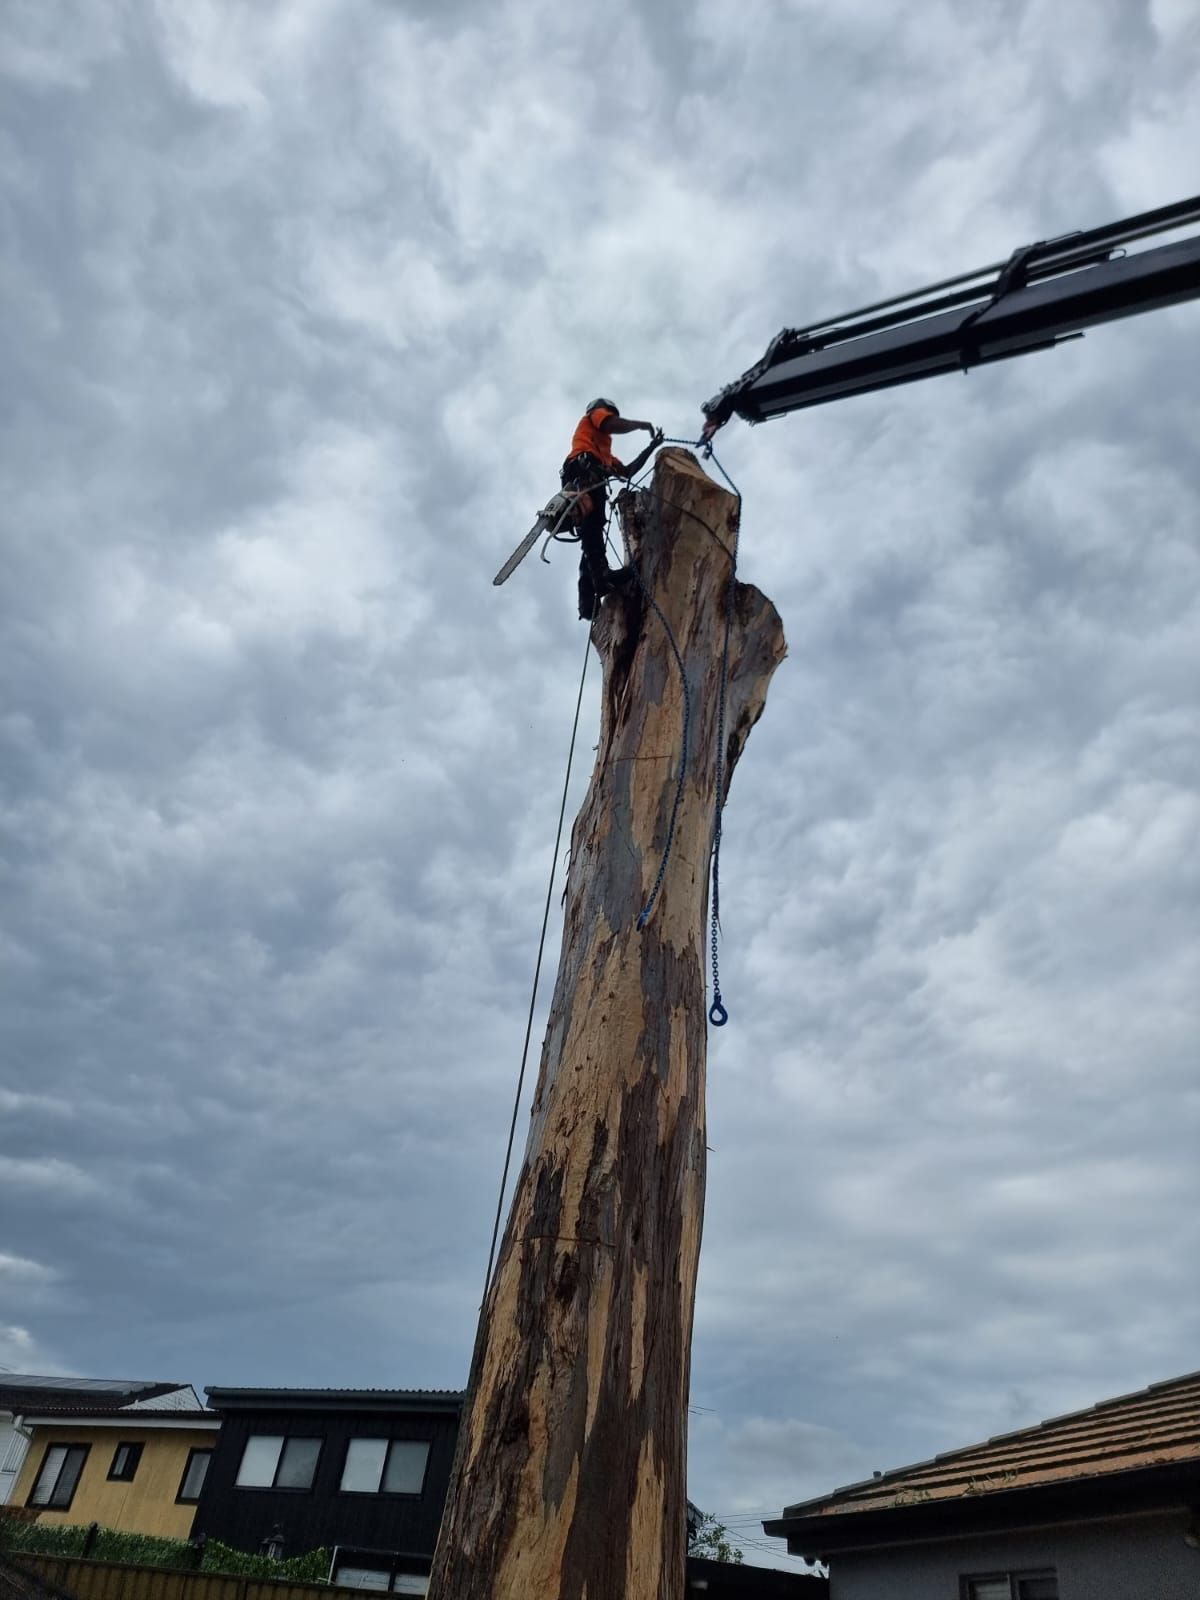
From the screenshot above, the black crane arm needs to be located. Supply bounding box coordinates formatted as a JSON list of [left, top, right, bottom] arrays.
[[701, 194, 1200, 434]]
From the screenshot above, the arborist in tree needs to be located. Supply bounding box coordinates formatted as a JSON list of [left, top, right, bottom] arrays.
[[561, 399, 663, 619]]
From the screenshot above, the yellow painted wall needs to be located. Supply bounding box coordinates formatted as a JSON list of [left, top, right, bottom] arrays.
[[12, 1425, 218, 1540]]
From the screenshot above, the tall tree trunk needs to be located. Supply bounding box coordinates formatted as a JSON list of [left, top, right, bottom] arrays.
[[429, 448, 786, 1600]]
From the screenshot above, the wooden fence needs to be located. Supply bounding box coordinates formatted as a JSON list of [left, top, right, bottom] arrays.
[[10, 1555, 366, 1600]]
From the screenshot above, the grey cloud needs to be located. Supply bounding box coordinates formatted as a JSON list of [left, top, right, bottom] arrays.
[[1, 0, 1197, 1568]]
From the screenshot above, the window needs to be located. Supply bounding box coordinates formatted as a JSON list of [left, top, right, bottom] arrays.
[[333, 1566, 428, 1595], [382, 1442, 428, 1495], [108, 1442, 143, 1482], [235, 1435, 321, 1491], [28, 1444, 89, 1511], [341, 1439, 386, 1494], [177, 1447, 212, 1503], [964, 1573, 1058, 1600], [339, 1438, 430, 1496], [237, 1435, 283, 1487]]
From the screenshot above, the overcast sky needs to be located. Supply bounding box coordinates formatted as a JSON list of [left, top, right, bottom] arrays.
[[2, 0, 1198, 1571]]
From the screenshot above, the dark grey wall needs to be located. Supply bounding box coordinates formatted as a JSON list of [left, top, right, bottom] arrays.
[[193, 1404, 459, 1561], [829, 1511, 1200, 1600]]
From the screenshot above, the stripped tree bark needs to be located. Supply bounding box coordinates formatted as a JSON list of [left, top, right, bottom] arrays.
[[428, 448, 786, 1600]]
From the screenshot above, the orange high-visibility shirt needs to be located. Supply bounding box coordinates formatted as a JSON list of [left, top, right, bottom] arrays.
[[568, 406, 618, 468]]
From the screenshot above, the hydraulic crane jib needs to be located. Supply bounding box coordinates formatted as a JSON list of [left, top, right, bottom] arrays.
[[700, 193, 1200, 433]]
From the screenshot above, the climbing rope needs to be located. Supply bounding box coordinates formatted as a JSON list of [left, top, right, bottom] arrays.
[[480, 605, 595, 1303]]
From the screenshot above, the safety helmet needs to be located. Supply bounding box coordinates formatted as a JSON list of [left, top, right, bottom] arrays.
[[586, 397, 619, 416]]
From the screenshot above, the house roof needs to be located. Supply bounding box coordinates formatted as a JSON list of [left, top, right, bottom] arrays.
[[204, 1387, 464, 1415], [19, 1410, 219, 1429], [766, 1369, 1200, 1554], [685, 1556, 827, 1596], [0, 1376, 202, 1416]]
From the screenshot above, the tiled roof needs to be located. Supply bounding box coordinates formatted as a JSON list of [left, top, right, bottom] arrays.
[[778, 1369, 1200, 1524], [19, 1409, 218, 1425], [0, 1377, 156, 1393], [0, 1378, 195, 1415]]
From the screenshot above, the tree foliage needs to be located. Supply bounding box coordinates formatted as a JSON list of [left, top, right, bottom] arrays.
[[687, 1513, 744, 1564]]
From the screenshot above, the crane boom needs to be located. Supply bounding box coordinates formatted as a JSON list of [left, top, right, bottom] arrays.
[[701, 194, 1200, 433]]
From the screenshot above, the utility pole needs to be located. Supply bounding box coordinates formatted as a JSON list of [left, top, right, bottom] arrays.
[[429, 449, 785, 1600]]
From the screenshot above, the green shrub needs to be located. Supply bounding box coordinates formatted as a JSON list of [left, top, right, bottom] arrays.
[[91, 1528, 196, 1569], [2, 1519, 330, 1584], [199, 1540, 332, 1583], [0, 1522, 90, 1558]]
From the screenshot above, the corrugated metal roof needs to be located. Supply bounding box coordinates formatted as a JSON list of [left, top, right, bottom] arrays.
[[204, 1386, 464, 1411], [205, 1387, 464, 1399], [782, 1369, 1200, 1520]]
